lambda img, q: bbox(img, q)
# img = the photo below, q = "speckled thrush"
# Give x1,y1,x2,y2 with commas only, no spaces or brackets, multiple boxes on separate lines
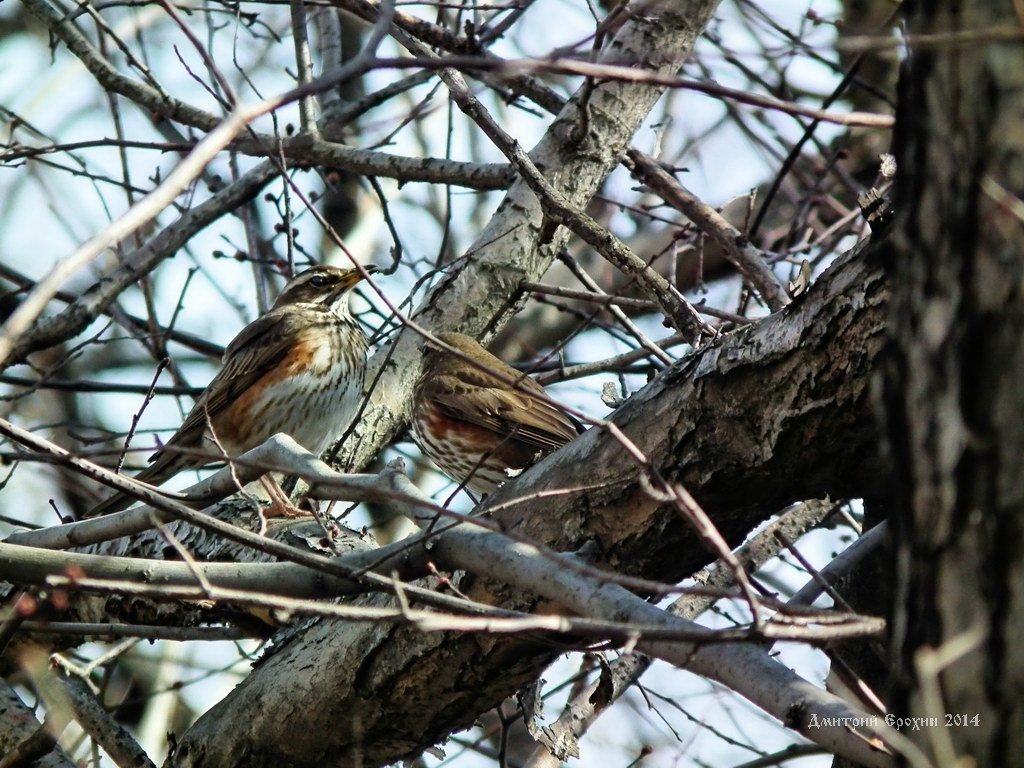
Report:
88,264,377,516
412,332,581,494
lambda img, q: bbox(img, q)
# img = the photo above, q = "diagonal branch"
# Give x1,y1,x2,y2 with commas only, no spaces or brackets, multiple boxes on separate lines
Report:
0,113,274,370
626,149,791,310
0,681,76,768
39,671,156,768
376,20,715,340
523,499,845,767
2,161,279,368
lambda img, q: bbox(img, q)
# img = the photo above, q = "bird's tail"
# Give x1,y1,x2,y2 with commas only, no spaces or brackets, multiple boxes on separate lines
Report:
83,450,188,518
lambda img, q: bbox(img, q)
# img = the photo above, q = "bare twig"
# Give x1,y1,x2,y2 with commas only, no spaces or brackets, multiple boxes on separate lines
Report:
788,521,889,608
404,491,891,765
18,622,256,641
523,499,843,768
22,0,512,190
1,161,279,369
0,105,265,369
431,63,716,340
626,150,790,311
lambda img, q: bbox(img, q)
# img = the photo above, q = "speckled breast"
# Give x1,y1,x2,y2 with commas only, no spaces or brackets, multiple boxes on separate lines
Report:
216,316,368,458
411,394,509,495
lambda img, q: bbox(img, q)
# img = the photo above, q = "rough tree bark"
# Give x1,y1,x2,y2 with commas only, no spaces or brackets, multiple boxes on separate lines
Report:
0,683,75,768
885,1,1024,763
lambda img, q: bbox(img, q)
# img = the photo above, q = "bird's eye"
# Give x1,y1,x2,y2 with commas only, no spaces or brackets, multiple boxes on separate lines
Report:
309,274,329,288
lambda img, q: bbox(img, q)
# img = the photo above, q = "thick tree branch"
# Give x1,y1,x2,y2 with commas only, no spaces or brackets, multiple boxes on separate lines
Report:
884,3,1024,761
424,514,888,765
2,4,900,767
2,434,877,648
0,541,369,598
373,22,715,340
41,672,156,768
524,499,845,767
3,231,887,766
625,149,791,310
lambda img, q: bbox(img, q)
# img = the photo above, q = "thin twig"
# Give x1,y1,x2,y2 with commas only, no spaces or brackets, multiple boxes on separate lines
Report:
625,150,790,311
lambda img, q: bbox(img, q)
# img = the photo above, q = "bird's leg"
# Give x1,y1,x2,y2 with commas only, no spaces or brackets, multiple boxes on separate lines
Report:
259,475,309,518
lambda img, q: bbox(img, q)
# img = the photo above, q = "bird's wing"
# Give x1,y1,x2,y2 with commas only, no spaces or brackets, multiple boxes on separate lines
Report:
432,374,579,453
88,308,315,517
153,307,309,455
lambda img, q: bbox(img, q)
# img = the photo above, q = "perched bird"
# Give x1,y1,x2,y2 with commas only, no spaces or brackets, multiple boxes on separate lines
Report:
88,264,377,516
412,332,582,495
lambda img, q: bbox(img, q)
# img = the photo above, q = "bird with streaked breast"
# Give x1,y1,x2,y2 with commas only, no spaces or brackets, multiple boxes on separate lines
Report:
87,264,378,517
412,332,583,495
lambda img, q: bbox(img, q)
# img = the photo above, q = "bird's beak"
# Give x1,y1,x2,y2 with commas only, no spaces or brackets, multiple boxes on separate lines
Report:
340,264,379,290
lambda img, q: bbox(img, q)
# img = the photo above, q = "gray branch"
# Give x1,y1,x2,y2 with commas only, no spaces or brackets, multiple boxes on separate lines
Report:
3,161,279,369
21,0,512,190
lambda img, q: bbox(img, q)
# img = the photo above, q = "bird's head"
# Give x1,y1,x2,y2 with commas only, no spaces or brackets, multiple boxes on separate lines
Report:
273,264,378,312
420,332,493,373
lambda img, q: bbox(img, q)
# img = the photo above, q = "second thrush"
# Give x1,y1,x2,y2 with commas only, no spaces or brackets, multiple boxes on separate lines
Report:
412,332,582,495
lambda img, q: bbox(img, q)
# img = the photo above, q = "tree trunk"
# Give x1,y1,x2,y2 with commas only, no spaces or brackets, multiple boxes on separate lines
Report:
885,2,1024,762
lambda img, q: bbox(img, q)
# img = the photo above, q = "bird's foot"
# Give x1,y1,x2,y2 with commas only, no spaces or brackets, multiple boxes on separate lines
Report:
259,476,310,519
